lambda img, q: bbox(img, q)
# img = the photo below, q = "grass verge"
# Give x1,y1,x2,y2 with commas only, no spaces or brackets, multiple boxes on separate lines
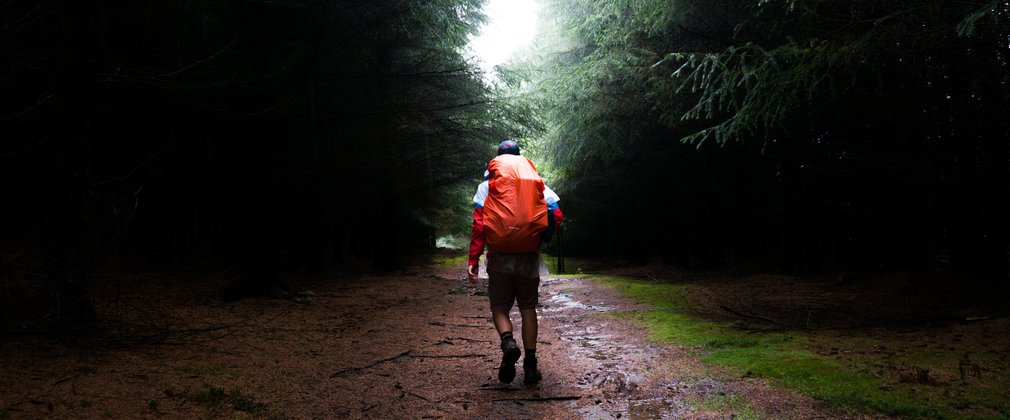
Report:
692,394,761,420
433,254,468,267
594,275,1010,419
541,255,604,275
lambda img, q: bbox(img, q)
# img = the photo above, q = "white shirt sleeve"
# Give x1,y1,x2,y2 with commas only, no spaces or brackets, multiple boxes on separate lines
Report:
473,181,489,207
543,184,560,206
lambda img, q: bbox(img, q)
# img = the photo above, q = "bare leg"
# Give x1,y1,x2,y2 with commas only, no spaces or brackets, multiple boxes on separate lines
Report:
518,306,543,384
493,307,521,383
492,309,513,335
519,308,538,350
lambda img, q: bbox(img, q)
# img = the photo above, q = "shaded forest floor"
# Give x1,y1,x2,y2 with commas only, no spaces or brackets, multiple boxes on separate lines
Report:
1,254,1008,418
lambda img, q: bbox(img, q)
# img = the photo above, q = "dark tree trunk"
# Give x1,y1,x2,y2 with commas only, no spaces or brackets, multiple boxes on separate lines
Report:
945,46,1009,286
43,0,98,331
975,66,1009,287
219,118,289,302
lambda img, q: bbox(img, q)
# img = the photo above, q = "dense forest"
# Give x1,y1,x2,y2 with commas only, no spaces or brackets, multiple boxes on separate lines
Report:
1,0,517,331
2,0,1008,334
518,0,1010,278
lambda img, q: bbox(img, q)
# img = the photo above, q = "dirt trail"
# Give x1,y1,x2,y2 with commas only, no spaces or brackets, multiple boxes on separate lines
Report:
0,263,831,419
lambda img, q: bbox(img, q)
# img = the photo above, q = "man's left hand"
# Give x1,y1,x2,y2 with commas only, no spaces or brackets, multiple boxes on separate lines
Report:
467,263,479,284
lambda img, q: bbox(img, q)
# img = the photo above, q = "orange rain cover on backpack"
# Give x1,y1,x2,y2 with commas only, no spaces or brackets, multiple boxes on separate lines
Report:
483,154,548,253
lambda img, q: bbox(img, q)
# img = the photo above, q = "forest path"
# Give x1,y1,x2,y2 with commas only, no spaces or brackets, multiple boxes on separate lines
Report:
0,262,829,419
327,266,696,419
347,262,829,419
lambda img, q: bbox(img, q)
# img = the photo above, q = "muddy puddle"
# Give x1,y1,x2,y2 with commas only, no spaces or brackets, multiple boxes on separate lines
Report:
539,276,712,419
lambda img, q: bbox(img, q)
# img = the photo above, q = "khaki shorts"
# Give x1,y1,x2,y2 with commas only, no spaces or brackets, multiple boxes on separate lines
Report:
487,251,541,312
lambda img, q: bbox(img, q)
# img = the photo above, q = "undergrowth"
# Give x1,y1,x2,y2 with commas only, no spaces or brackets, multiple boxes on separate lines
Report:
541,255,605,275
433,254,468,267
164,385,266,413
594,275,1010,419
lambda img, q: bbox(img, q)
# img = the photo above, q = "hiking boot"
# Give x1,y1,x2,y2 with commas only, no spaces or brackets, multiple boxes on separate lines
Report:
498,338,521,383
523,359,542,385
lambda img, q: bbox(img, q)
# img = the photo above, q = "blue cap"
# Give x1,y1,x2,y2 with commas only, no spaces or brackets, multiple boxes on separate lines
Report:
497,140,520,155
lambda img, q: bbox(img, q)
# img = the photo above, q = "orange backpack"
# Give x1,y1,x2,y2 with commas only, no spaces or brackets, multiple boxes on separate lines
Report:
483,155,548,253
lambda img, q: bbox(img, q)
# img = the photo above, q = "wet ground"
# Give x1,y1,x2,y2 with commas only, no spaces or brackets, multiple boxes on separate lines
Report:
527,274,823,420
0,262,831,419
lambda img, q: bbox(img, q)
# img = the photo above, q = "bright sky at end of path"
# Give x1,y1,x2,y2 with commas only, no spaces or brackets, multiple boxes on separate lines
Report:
468,0,540,78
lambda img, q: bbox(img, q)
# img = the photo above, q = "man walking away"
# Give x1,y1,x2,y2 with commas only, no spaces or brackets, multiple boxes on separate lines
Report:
467,140,563,385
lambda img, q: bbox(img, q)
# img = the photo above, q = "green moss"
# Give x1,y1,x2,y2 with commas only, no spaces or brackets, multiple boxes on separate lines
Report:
549,273,591,279
592,275,1009,419
704,347,937,417
433,254,468,267
693,394,761,420
593,275,692,308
